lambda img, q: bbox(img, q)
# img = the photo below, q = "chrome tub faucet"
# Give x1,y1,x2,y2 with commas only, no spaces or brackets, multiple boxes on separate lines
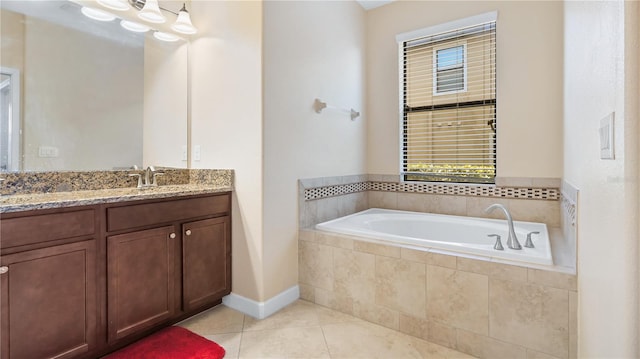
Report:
485,204,522,250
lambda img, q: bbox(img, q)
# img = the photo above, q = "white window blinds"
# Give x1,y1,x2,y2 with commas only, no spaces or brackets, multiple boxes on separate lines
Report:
400,18,497,184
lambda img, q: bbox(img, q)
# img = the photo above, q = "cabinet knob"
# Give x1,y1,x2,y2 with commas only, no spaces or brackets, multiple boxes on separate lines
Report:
0,266,8,274
169,233,176,239
185,230,192,236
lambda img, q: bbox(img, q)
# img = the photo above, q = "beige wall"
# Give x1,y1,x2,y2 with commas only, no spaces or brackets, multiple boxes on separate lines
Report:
143,38,188,168
22,16,143,171
564,1,639,357
262,1,366,299
1,10,24,72
190,0,264,300
366,1,563,179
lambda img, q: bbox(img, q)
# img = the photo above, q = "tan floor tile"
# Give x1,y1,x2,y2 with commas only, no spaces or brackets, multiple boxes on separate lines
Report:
178,300,475,358
314,303,363,326
322,321,410,358
322,321,475,359
243,300,320,332
239,327,330,358
178,305,245,335
204,333,242,359
413,339,478,359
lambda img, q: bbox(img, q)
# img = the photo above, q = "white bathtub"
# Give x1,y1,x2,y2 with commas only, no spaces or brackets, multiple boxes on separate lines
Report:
316,208,553,266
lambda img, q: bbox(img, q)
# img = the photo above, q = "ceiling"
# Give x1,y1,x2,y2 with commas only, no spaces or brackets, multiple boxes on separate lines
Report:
356,0,395,11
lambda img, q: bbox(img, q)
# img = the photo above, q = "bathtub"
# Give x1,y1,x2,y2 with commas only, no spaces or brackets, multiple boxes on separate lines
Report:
315,208,553,266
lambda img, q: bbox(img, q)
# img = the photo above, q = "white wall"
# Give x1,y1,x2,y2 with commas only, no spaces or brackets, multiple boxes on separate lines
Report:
366,1,564,179
564,1,639,357
190,0,264,300
262,1,366,299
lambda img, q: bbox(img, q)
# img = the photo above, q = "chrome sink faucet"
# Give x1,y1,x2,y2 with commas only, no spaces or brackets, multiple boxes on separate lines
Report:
485,204,522,250
144,166,155,187
129,166,164,188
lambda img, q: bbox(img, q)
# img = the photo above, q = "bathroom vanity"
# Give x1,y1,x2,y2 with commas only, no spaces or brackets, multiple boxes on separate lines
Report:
0,183,232,358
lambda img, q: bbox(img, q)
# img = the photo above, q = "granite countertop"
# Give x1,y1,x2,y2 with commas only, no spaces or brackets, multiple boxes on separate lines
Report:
0,184,232,213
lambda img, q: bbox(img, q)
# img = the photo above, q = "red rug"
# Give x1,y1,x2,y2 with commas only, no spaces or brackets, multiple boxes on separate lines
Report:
106,326,226,359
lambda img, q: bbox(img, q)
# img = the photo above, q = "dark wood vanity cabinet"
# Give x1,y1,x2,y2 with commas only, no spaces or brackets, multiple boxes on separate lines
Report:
0,192,232,358
0,208,99,359
182,217,231,312
107,226,177,343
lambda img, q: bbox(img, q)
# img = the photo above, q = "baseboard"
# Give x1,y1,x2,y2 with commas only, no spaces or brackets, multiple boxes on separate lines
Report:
222,285,299,319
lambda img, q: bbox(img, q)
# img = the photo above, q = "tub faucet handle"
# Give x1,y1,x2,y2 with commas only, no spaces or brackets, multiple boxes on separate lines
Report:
525,231,540,248
488,234,504,251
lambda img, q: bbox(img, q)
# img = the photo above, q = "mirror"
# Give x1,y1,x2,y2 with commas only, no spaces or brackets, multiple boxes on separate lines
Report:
0,0,188,172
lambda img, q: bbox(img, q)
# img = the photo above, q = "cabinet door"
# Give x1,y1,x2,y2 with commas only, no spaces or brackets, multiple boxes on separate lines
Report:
107,226,176,343
182,216,231,312
0,240,97,359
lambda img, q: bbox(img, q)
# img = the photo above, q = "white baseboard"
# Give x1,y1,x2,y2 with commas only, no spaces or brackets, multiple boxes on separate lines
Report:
222,285,299,319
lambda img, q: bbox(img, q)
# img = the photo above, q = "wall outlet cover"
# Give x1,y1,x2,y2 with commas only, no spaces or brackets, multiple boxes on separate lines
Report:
38,146,59,158
599,112,614,160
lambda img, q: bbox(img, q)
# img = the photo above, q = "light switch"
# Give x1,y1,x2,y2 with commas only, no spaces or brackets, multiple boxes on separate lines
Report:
181,145,187,161
193,145,201,161
599,112,615,160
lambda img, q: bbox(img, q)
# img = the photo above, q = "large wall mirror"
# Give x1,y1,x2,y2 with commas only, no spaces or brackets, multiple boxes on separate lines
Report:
0,0,188,172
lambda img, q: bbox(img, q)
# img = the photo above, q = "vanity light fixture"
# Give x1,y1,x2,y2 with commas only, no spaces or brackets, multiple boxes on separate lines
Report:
153,31,179,42
120,20,150,33
171,4,197,35
97,0,130,11
127,0,197,35
81,7,116,22
138,0,165,23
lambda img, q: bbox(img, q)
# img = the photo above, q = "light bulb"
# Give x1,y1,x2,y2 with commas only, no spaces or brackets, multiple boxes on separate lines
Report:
120,20,150,33
138,0,165,24
97,0,130,11
153,31,180,42
171,4,197,35
81,7,116,22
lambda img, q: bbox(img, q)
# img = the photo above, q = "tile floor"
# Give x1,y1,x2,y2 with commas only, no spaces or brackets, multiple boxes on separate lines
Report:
178,299,477,358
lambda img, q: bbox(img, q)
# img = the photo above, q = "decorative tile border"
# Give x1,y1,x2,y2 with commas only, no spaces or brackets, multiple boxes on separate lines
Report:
304,182,368,200
305,181,560,201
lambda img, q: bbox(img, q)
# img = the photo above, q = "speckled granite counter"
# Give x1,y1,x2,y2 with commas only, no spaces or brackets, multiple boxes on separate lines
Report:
0,184,232,213
0,169,233,213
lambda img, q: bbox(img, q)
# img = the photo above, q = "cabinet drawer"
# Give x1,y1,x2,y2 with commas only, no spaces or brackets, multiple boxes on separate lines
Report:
106,194,230,232
0,209,96,249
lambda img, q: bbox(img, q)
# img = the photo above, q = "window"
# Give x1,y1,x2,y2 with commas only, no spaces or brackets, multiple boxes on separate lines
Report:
398,13,497,184
434,44,466,94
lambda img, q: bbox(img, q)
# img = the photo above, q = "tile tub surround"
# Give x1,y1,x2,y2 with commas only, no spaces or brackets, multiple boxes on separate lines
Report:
299,228,578,359
298,175,579,271
0,168,233,195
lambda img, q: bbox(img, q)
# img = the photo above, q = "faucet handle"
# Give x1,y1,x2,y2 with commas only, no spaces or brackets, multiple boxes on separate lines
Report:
128,173,143,188
525,231,540,248
152,172,165,186
488,234,504,251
